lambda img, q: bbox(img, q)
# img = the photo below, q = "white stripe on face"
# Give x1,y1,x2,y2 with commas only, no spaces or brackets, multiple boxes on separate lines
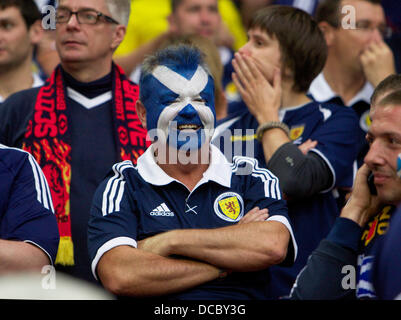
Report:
151,65,215,141
152,65,209,97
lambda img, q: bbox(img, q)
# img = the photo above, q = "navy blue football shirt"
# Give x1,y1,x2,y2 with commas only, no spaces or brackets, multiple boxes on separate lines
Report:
88,144,297,299
0,144,59,264
213,100,360,298
373,205,401,300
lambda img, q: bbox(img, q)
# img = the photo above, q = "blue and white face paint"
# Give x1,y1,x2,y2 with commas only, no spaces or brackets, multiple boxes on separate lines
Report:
141,63,216,151
397,153,401,179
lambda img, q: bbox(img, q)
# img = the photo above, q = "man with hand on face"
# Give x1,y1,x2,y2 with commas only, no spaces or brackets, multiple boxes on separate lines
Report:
87,44,297,299
290,75,401,300
213,6,360,299
309,0,396,168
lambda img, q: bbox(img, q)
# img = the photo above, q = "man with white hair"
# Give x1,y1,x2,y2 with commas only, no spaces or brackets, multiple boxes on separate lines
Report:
0,0,148,284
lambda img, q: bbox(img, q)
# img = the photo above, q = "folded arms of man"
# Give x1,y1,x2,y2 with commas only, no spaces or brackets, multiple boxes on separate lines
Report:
96,209,290,297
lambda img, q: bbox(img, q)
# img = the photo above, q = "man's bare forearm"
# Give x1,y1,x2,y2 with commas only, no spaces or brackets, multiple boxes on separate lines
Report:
97,245,221,297
0,240,50,274
156,221,290,272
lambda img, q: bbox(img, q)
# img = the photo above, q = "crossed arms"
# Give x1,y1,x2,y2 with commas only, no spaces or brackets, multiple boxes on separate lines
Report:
97,207,290,297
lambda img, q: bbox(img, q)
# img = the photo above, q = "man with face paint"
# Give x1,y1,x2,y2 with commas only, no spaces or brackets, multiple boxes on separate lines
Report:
87,44,297,299
138,51,216,153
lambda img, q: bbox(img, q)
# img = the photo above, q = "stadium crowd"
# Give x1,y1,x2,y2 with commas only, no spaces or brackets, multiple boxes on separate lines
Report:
0,0,400,301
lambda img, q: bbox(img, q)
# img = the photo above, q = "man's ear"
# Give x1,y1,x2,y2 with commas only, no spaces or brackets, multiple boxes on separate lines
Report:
29,20,43,46
135,100,147,129
111,25,127,51
167,13,178,34
318,21,335,47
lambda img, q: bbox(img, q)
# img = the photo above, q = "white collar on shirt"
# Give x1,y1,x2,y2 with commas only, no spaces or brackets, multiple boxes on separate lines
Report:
66,87,112,110
32,72,44,88
137,143,232,189
309,72,374,106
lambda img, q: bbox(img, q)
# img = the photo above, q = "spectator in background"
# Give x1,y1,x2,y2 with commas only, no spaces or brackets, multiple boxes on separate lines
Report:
309,0,396,169
0,144,59,274
213,5,360,299
115,0,246,115
168,0,244,113
0,0,148,284
234,0,317,29
382,0,401,73
0,0,44,103
290,75,401,300
34,0,60,78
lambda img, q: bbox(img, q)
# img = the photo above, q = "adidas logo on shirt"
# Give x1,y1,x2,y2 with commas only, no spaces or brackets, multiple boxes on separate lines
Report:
150,203,175,217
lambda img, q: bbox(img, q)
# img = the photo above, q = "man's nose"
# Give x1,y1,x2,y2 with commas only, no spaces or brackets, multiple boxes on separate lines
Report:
238,42,251,56
364,140,386,168
178,104,198,119
199,9,212,23
66,12,80,29
369,27,384,43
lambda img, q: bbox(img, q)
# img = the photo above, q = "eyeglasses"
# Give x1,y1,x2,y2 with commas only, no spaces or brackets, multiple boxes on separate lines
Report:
329,19,393,39
354,20,393,39
56,8,119,25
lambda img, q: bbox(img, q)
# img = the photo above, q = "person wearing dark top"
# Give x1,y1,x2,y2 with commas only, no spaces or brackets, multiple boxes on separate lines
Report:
0,0,44,103
309,0,396,169
289,76,401,300
88,44,297,299
373,205,401,300
0,0,148,284
213,6,359,298
0,144,59,274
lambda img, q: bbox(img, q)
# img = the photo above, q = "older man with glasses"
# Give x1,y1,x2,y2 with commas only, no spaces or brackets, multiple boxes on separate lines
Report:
307,0,397,209
0,0,149,286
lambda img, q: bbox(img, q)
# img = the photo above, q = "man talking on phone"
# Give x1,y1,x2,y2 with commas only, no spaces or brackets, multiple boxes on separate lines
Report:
289,74,401,300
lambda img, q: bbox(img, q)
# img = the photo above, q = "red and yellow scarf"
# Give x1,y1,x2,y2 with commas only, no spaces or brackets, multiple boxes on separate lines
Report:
23,64,149,266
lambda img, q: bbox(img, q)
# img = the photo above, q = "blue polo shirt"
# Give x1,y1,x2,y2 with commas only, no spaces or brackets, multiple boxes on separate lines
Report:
213,100,360,298
0,144,59,264
88,144,297,299
309,73,373,168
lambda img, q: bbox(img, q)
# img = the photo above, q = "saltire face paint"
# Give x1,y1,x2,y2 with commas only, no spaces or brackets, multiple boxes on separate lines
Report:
397,153,401,179
139,48,216,151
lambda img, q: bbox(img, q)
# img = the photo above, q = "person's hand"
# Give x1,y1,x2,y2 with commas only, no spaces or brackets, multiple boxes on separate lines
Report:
341,164,381,227
238,206,269,225
232,53,282,124
298,139,318,155
360,40,396,87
